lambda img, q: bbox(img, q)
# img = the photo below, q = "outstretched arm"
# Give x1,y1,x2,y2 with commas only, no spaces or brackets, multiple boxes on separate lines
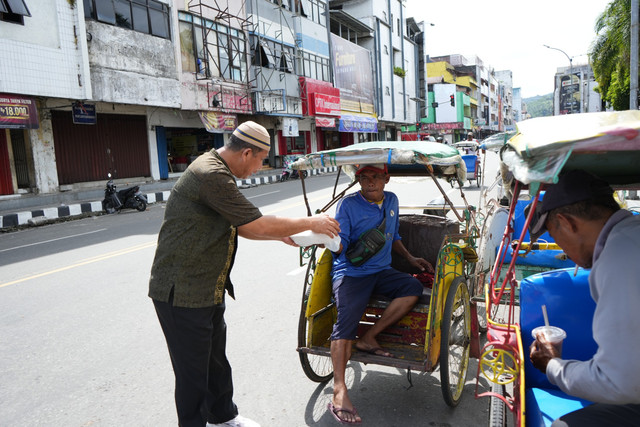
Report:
237,213,340,241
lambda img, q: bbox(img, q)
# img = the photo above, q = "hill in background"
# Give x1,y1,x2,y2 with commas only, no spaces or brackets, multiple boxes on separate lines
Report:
524,93,553,118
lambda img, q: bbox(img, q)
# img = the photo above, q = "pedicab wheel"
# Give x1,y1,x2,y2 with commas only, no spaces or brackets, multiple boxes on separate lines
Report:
297,249,334,383
476,164,482,187
439,276,471,407
488,382,507,427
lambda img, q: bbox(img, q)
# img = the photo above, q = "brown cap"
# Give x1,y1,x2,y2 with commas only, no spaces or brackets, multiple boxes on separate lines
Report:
233,121,270,150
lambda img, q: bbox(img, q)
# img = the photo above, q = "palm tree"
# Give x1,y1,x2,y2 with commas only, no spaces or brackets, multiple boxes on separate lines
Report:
589,0,633,110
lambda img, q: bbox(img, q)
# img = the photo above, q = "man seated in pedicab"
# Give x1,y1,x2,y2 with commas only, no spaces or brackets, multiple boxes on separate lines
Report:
528,170,640,427
327,164,434,424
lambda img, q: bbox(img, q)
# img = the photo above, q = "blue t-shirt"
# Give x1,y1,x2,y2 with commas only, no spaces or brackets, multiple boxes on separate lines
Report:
332,190,402,281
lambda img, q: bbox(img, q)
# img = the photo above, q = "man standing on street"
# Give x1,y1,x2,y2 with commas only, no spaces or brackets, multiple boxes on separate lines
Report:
529,170,640,426
149,121,340,427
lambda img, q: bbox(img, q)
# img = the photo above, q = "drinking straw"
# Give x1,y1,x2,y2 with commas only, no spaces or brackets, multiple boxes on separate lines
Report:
542,304,550,327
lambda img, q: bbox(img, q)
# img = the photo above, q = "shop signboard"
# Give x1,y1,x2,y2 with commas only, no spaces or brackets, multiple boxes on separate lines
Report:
199,111,237,133
311,93,341,116
72,102,96,125
315,117,336,128
425,122,463,130
0,94,39,129
330,34,375,114
339,114,377,133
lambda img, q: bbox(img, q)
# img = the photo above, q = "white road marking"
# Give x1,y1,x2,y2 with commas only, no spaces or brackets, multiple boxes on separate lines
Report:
0,229,107,253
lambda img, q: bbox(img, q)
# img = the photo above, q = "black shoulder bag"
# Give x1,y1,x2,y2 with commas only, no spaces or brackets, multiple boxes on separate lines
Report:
345,212,387,266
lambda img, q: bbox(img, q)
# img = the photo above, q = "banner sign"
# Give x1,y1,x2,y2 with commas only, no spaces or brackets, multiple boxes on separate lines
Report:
281,117,299,137
0,94,39,129
330,34,375,114
72,102,96,125
206,84,252,113
425,122,463,130
339,115,377,133
310,93,341,116
199,112,237,133
315,117,336,128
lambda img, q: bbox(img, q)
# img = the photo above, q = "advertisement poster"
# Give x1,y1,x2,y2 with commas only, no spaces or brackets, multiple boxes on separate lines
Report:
0,94,39,129
560,74,580,115
330,34,375,114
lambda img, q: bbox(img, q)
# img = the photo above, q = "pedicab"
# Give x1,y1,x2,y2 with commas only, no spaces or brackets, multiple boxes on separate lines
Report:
289,140,482,407
473,111,640,426
454,141,482,187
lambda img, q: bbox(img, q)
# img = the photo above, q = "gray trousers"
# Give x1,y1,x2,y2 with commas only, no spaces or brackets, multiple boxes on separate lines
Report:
552,403,640,427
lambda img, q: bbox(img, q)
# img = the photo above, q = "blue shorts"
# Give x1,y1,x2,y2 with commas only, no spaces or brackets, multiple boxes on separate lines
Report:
330,268,423,341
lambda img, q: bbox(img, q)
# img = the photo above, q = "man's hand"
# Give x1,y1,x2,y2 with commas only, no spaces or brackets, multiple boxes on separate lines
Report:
281,237,297,247
408,256,434,273
530,332,561,373
309,214,340,238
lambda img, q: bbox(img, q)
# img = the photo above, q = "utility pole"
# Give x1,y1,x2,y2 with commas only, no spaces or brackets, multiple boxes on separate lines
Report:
630,1,639,199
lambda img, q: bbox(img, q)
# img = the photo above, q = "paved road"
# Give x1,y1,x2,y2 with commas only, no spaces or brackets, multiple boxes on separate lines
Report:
0,154,503,426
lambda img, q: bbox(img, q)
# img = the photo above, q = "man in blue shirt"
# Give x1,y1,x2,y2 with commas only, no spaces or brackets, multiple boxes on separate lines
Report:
328,164,432,424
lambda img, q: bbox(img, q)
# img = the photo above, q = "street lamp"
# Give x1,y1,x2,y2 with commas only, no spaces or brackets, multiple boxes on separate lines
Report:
544,44,576,114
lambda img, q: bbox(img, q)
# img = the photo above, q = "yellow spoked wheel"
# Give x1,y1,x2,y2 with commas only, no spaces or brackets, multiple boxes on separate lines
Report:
480,346,518,386
439,276,471,407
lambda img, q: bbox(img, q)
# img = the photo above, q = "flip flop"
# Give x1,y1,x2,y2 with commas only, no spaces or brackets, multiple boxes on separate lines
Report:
355,344,394,357
327,402,362,425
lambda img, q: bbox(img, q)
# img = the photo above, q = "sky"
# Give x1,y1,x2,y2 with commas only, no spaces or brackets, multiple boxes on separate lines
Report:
405,0,613,98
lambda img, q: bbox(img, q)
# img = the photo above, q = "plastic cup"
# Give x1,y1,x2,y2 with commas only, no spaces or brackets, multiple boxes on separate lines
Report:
532,326,567,356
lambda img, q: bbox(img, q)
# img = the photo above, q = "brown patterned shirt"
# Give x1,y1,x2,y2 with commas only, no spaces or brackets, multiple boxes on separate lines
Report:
148,150,262,307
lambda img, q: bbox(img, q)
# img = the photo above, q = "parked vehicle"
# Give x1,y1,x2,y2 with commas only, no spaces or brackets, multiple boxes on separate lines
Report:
102,173,147,213
291,140,481,407
280,155,307,182
474,111,640,426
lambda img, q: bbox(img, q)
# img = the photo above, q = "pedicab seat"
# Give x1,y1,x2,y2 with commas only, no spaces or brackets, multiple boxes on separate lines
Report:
520,268,597,426
360,214,460,346
461,154,477,174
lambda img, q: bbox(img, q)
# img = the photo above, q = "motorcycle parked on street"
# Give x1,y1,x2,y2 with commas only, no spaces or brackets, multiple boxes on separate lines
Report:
102,173,147,214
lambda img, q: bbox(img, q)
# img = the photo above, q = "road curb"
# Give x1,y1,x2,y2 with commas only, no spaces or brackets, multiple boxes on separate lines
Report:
0,167,337,230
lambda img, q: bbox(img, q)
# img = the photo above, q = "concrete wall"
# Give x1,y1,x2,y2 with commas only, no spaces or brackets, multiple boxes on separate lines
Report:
85,21,180,107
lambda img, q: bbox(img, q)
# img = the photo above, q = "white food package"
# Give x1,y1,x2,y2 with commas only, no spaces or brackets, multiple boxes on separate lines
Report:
290,230,341,252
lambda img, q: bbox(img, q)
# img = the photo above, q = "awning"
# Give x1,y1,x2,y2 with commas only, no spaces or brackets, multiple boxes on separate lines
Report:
199,111,237,133
339,114,377,133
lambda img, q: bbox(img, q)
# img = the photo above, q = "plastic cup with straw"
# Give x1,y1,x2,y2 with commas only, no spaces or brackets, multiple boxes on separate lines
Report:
532,304,567,356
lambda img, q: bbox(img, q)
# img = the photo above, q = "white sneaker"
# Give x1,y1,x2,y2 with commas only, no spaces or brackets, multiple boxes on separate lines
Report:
207,415,261,427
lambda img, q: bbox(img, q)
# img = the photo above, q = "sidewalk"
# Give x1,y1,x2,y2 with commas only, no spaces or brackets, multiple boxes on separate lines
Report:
0,166,337,230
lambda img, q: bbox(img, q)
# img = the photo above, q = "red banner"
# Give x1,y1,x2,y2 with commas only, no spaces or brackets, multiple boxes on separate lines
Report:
0,94,39,129
311,93,341,116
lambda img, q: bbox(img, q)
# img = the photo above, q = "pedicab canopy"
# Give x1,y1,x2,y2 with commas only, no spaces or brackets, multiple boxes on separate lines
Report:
290,140,466,182
502,110,640,186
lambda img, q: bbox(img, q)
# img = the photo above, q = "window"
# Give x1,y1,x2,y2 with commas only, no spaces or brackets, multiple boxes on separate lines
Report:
179,12,247,82
299,51,330,82
251,36,296,75
0,0,30,24
295,0,326,27
85,0,170,39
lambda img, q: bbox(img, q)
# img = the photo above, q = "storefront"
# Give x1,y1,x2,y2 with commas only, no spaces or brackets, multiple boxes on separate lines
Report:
0,93,38,195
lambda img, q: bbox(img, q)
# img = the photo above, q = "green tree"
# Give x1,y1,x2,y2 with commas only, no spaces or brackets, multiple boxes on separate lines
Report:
589,0,633,110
